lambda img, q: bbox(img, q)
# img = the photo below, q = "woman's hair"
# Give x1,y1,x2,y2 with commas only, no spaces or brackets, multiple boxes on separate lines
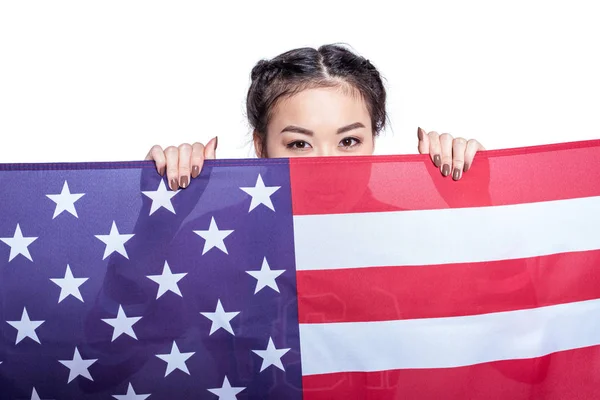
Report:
246,44,387,157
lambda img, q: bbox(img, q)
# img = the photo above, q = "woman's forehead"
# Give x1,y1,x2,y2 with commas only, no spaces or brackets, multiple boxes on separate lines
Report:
269,87,371,130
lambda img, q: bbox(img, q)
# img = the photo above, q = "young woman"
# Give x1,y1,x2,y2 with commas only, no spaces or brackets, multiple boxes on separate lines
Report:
146,44,484,190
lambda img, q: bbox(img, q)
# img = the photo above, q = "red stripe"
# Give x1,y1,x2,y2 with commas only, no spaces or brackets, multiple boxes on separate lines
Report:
302,345,600,399
290,139,600,215
297,250,600,323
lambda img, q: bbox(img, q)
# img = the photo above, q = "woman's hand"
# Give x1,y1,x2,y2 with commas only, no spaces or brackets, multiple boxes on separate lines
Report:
417,127,484,181
145,136,218,191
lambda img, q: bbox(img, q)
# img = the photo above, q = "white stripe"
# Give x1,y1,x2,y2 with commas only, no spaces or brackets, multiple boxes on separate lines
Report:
299,298,600,375
293,195,600,271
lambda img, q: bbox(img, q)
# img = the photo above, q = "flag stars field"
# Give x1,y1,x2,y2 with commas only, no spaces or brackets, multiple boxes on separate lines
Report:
1,157,319,398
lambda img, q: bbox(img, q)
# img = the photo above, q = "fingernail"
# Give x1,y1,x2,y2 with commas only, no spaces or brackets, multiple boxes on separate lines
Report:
463,163,470,172
159,167,165,176
170,178,178,191
214,136,218,150
191,166,200,178
180,176,189,189
452,168,461,181
433,155,442,167
442,164,450,176
417,127,424,141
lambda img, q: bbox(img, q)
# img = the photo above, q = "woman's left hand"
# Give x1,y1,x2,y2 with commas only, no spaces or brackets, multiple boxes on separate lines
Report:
417,127,485,181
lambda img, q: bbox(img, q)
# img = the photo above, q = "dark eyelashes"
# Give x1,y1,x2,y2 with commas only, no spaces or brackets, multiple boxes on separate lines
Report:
340,137,362,147
285,137,363,150
286,140,309,149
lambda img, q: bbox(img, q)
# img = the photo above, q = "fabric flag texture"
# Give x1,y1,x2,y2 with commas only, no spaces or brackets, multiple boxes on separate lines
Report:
0,139,599,399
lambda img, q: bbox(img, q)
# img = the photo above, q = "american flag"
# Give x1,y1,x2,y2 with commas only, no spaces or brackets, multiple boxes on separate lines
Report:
0,139,599,399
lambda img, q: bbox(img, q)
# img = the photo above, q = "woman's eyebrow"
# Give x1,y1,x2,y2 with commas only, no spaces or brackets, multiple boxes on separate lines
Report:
280,126,313,136
280,122,365,135
337,122,365,134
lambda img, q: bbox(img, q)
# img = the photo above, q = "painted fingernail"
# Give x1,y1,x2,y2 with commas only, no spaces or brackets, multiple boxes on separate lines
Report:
159,166,165,176
433,155,442,167
452,168,461,181
170,178,178,191
442,164,450,176
417,127,424,141
463,163,470,172
180,176,189,189
214,136,218,150
192,165,200,178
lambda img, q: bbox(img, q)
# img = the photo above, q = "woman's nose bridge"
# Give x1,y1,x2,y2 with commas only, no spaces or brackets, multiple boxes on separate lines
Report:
315,144,335,157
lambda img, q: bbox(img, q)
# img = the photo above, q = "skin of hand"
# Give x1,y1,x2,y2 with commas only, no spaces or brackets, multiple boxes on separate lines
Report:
417,127,485,181
145,136,218,191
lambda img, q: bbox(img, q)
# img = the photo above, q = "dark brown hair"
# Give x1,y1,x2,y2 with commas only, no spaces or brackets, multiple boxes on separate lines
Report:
246,44,387,157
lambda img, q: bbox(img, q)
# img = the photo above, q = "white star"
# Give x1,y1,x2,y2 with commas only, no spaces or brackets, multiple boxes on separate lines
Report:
240,174,280,212
200,299,240,336
207,376,245,400
156,341,195,377
94,221,135,260
252,337,291,372
50,264,89,303
246,258,285,294
58,347,97,383
6,307,44,344
46,181,85,219
112,383,150,400
146,261,187,299
193,217,233,255
141,180,179,215
29,387,53,400
101,305,142,342
0,224,38,262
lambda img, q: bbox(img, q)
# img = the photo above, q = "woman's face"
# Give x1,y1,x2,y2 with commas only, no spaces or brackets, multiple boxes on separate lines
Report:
258,86,375,158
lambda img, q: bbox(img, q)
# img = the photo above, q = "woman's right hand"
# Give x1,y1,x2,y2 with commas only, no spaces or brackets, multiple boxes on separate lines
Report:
145,136,218,191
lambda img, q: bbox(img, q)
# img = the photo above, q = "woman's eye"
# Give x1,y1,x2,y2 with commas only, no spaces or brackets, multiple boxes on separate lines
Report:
339,137,361,148
287,140,310,149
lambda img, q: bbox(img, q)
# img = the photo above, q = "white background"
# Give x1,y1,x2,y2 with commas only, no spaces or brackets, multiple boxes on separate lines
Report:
1,0,598,163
